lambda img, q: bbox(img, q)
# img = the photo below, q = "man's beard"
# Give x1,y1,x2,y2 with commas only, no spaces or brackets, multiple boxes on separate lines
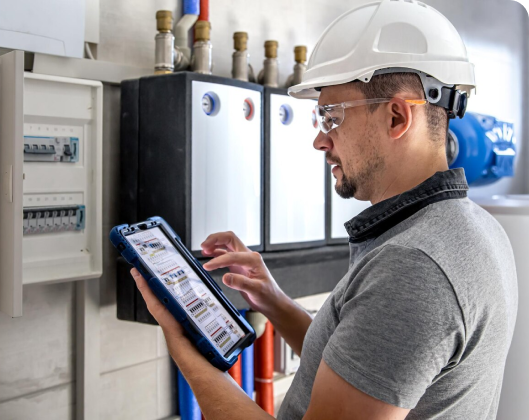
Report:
335,171,357,199
328,151,385,200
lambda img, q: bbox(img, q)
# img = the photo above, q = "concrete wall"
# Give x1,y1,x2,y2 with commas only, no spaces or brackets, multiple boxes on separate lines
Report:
0,1,526,419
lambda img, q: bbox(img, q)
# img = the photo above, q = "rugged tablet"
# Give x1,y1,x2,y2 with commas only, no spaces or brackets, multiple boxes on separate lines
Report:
110,216,256,371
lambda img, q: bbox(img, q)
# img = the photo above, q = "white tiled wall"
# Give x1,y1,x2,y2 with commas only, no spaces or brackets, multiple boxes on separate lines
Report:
0,1,526,419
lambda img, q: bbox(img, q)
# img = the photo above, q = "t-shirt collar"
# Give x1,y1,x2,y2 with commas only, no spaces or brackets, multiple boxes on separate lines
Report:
345,168,469,243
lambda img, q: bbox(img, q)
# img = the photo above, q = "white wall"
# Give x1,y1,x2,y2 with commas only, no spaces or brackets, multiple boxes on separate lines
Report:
0,1,526,419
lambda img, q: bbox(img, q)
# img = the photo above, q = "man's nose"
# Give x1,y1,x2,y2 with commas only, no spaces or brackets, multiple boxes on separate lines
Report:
313,130,333,151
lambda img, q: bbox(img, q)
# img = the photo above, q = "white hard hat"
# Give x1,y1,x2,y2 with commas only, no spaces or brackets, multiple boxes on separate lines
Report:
289,0,476,118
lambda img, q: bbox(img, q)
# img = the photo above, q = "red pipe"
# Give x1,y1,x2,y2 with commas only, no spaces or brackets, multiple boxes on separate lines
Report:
228,356,243,386
198,0,209,21
254,321,274,415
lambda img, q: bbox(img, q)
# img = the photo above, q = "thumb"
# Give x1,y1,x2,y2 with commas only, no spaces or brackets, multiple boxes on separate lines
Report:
223,273,261,295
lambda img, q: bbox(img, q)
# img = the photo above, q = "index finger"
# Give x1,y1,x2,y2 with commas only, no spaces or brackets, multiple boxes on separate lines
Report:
202,251,261,271
200,231,250,254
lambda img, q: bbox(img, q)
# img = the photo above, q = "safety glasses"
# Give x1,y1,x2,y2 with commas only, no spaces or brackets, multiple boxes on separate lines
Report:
314,98,427,134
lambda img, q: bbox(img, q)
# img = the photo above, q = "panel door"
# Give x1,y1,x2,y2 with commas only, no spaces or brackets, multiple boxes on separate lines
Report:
0,51,24,317
268,94,324,248
191,81,262,251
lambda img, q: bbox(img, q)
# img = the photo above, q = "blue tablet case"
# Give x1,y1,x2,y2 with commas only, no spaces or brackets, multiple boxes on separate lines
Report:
110,216,256,371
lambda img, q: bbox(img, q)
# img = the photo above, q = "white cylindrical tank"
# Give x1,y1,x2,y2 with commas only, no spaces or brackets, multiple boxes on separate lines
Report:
475,195,527,420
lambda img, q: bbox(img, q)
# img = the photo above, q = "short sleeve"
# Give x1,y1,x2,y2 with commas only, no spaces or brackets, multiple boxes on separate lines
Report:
322,244,465,409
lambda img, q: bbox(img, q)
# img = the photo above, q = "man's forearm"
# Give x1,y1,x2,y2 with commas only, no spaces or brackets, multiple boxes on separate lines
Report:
266,292,313,356
169,331,274,420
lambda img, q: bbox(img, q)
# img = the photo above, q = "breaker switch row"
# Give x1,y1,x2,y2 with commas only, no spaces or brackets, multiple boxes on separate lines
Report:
23,205,86,235
23,136,79,162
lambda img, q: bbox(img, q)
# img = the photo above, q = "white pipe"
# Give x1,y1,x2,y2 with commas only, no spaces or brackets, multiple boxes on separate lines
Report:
173,14,199,70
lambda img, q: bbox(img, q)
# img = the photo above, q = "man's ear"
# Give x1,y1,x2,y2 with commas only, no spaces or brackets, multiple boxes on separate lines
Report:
386,98,413,140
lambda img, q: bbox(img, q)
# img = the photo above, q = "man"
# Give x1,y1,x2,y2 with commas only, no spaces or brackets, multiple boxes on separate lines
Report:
131,1,518,419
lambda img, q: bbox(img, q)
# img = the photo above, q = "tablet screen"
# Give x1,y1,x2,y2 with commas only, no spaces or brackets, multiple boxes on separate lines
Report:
125,227,246,356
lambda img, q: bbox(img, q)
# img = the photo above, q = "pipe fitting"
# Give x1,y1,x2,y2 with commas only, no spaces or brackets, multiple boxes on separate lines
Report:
258,41,279,87
234,32,248,52
232,32,251,81
191,21,212,74
294,45,307,63
285,45,308,87
264,40,278,59
156,10,173,32
155,10,175,74
194,20,211,41
173,13,199,71
245,311,268,339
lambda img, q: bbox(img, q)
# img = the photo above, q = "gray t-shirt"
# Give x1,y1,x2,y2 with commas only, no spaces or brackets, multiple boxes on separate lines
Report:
278,170,518,419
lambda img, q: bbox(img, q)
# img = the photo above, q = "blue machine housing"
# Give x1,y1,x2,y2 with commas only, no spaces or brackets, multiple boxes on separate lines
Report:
448,112,516,186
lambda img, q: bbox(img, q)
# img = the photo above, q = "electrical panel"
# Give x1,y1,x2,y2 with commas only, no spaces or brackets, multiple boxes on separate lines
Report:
0,51,103,317
120,72,263,255
326,167,371,244
265,88,325,251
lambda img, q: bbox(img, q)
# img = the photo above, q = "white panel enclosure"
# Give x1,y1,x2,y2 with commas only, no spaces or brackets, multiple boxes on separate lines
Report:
191,81,262,251
22,73,103,285
0,66,103,317
0,0,85,58
330,174,371,240
0,51,24,317
269,94,324,246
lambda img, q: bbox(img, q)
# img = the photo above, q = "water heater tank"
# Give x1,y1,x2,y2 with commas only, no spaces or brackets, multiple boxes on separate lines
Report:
448,113,515,186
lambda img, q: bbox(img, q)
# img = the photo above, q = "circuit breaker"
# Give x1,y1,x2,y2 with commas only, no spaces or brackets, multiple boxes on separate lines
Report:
23,136,79,162
120,72,263,254
264,88,325,251
0,51,103,317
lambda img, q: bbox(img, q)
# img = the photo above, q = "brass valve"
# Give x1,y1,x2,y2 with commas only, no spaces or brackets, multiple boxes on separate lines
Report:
156,10,173,32
264,40,278,59
234,32,248,52
195,20,211,42
294,45,307,63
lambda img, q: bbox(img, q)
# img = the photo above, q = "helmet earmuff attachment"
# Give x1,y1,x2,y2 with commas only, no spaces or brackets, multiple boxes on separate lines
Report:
434,87,468,119
373,68,469,119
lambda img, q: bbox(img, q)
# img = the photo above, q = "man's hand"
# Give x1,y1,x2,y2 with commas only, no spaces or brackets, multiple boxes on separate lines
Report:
201,231,287,316
131,268,275,420
130,268,198,357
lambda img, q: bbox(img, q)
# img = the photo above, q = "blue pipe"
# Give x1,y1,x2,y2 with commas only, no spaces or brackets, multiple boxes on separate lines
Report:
178,370,201,420
241,343,255,398
240,309,255,398
183,0,200,16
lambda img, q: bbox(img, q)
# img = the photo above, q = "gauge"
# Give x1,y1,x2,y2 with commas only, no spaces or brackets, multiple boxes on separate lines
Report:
279,104,293,125
202,92,220,116
243,98,254,121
